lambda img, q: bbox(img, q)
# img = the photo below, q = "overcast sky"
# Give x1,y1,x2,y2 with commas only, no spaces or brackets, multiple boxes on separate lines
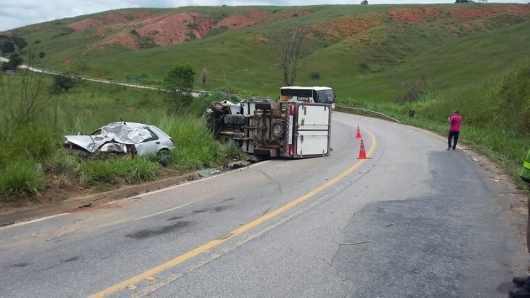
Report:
0,0,527,32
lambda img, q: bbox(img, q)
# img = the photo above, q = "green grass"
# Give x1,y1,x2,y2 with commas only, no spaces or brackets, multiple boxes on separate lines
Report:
345,59,530,189
0,157,46,201
79,157,161,186
2,4,530,200
16,4,528,100
0,75,244,200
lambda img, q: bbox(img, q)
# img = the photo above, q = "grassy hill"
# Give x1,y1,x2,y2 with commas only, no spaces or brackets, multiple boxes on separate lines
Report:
4,4,529,99
1,3,530,203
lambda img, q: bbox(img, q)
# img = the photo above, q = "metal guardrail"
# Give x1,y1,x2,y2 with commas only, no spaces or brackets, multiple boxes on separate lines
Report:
335,105,400,123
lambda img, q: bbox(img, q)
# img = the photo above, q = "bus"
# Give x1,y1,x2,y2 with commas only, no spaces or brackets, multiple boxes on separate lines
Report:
280,86,335,109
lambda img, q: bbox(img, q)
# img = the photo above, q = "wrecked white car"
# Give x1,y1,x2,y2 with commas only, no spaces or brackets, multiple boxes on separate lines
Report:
63,121,175,157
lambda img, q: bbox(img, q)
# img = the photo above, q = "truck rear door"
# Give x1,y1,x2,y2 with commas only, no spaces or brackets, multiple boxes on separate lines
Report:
294,104,331,157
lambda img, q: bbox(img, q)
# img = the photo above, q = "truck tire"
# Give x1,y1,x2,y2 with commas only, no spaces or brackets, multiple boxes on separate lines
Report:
211,101,226,116
271,121,286,140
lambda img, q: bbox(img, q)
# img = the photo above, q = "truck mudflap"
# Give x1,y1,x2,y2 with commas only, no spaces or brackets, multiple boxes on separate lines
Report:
254,148,279,157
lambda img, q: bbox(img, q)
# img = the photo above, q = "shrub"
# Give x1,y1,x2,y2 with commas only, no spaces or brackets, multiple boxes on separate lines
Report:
78,156,161,187
44,150,79,176
79,159,121,187
310,72,320,80
0,158,46,201
117,158,160,184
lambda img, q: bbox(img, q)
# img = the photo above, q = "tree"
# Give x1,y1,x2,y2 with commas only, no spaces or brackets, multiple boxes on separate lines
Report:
7,52,23,71
38,52,46,59
361,0,368,4
53,71,81,92
1,41,15,55
163,64,195,93
163,64,195,109
11,36,27,50
272,25,307,86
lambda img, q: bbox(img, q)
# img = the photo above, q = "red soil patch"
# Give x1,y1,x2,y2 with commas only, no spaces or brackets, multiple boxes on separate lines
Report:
63,6,529,55
387,5,530,25
387,7,441,25
67,9,312,52
69,18,106,31
100,32,139,50
310,5,529,46
447,5,530,21
311,13,384,41
217,11,269,28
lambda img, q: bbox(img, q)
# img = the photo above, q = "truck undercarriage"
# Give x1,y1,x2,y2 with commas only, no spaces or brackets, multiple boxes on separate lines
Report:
205,100,332,159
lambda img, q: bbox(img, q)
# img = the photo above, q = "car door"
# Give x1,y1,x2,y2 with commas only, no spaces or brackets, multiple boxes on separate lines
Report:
135,128,160,156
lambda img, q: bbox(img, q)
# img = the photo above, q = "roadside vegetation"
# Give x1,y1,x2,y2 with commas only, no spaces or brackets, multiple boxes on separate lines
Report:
0,70,243,203
340,59,530,190
1,4,530,204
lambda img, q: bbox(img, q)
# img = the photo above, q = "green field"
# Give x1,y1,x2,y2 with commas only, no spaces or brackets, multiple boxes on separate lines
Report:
1,4,530,202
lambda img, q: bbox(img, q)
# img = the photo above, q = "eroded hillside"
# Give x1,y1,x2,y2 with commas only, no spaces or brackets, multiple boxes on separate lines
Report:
4,5,529,54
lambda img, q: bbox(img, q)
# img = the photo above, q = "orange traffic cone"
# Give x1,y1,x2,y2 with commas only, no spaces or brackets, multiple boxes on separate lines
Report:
358,139,367,159
356,126,362,138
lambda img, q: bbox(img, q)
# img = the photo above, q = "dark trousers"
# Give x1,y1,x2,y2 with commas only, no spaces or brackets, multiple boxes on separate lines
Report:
448,131,460,149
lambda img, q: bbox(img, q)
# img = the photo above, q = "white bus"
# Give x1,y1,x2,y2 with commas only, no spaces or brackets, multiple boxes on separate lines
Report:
280,86,335,109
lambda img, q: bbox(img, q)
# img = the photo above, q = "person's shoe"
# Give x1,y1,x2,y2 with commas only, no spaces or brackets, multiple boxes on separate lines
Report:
513,276,530,287
510,283,530,298
452,147,456,150
447,147,451,150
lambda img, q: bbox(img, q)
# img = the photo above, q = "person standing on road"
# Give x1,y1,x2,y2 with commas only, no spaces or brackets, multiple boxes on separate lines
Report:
509,148,530,298
447,110,462,150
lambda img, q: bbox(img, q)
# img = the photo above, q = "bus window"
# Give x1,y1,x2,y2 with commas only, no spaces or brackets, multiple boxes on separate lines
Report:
280,87,334,105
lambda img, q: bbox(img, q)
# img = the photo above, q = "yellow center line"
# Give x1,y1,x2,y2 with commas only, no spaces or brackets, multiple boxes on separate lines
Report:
89,126,376,298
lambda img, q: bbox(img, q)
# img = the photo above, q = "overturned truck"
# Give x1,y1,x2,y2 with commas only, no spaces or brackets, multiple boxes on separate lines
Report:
205,100,332,158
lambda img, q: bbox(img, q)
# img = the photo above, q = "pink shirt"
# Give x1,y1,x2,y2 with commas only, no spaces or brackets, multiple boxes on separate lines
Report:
449,115,462,131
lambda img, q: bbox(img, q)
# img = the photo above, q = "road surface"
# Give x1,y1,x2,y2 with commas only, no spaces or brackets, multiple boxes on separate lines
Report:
0,112,527,298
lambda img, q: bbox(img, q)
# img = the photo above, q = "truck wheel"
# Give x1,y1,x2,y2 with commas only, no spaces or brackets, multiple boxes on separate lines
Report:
211,101,226,116
271,121,286,140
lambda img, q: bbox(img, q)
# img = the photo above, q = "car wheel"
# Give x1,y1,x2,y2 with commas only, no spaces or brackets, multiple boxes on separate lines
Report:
157,149,172,167
157,148,170,157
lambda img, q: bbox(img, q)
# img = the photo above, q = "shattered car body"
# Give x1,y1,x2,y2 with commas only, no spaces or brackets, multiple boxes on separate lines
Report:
63,122,175,157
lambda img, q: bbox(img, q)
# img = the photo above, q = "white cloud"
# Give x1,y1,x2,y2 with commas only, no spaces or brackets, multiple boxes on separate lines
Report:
0,0,527,32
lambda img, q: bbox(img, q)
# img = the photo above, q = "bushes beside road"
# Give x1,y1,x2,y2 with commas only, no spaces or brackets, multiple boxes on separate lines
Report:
0,77,242,202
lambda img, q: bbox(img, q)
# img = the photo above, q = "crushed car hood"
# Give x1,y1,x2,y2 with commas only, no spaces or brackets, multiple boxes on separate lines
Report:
64,135,99,152
64,122,152,153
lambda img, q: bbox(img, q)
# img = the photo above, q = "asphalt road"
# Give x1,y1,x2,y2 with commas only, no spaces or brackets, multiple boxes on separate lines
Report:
0,112,527,298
